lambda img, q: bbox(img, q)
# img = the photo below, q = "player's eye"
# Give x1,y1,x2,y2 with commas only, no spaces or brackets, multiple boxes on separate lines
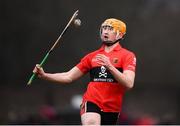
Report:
102,25,113,31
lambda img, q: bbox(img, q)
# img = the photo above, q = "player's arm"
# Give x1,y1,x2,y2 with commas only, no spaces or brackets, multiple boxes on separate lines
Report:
96,54,135,90
106,67,135,89
33,64,84,84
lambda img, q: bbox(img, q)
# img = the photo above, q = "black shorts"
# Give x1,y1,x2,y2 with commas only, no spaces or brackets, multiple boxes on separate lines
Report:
82,101,119,125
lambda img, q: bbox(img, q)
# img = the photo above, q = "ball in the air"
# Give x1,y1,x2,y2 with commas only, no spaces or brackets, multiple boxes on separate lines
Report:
74,19,81,27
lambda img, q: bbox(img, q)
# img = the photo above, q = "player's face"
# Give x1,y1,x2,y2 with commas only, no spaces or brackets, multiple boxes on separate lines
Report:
100,25,121,42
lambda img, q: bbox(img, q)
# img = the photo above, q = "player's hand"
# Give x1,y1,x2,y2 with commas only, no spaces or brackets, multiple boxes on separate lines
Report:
95,54,113,69
33,64,45,78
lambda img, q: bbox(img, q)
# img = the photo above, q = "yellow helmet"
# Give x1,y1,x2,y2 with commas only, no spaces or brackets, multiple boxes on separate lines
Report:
101,18,126,35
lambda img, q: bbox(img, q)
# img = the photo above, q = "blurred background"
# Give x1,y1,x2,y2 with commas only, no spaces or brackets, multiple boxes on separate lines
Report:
0,0,180,124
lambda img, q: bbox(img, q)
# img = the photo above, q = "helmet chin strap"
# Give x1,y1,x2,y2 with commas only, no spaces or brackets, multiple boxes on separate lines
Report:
102,39,119,46
103,38,123,46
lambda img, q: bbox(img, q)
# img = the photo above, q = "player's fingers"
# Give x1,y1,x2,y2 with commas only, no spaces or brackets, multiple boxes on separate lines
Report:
96,58,104,63
96,55,108,62
33,64,41,73
96,54,107,58
96,55,103,59
33,68,37,73
36,64,41,68
33,65,38,73
96,55,104,60
96,61,104,66
36,64,42,71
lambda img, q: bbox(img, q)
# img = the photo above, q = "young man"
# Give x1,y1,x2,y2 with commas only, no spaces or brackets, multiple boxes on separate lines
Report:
33,18,136,125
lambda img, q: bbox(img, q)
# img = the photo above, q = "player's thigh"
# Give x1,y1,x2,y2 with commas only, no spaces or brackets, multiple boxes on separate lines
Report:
101,112,119,125
81,112,101,125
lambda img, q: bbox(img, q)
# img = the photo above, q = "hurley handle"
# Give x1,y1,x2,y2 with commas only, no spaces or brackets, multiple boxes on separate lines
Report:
27,52,49,85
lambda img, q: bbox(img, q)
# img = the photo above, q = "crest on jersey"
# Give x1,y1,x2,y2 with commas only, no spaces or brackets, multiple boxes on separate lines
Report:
99,66,107,78
113,58,118,63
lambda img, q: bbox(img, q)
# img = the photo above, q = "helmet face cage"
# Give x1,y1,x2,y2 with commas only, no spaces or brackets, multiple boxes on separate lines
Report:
99,25,115,38
99,18,126,38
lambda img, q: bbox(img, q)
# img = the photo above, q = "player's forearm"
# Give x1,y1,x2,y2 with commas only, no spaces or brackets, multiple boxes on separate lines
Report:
108,65,134,89
42,72,72,84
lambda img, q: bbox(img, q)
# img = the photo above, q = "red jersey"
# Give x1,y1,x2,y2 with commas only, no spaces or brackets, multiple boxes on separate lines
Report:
76,43,136,113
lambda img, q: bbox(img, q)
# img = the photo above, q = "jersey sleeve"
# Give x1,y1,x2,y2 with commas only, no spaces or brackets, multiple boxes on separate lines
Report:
76,53,92,74
122,52,136,72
